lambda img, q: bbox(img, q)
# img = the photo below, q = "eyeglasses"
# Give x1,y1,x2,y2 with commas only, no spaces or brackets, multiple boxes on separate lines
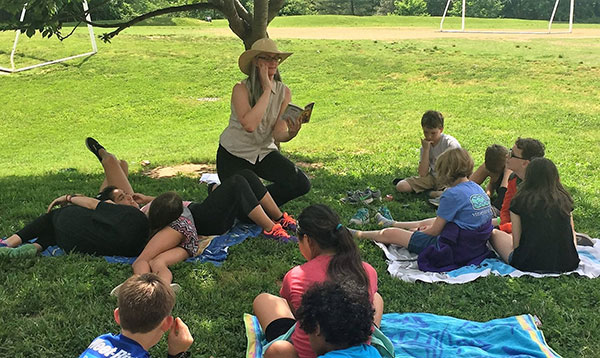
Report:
509,149,525,160
256,55,282,63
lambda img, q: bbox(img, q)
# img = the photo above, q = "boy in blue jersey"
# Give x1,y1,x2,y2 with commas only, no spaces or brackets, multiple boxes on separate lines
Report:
295,281,382,358
79,273,193,358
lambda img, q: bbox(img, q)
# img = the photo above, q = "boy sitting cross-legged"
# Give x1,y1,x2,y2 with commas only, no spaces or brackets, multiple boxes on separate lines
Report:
295,280,382,358
394,110,461,197
79,273,193,358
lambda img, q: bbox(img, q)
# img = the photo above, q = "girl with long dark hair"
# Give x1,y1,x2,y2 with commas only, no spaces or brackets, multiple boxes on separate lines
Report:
252,204,383,358
491,157,579,273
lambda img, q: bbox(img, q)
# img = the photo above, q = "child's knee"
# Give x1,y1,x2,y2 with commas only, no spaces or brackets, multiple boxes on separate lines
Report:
264,341,297,358
253,292,273,310
119,159,129,174
395,180,413,192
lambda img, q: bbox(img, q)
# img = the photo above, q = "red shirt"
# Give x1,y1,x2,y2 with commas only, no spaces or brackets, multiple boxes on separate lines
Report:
499,175,518,233
280,255,378,358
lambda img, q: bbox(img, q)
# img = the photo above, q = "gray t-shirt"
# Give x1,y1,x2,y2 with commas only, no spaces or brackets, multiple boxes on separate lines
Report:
420,133,461,176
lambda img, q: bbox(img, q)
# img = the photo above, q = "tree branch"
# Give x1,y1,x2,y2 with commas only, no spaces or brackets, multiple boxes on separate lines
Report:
221,0,249,44
267,0,285,23
252,0,268,42
78,2,222,41
234,0,252,24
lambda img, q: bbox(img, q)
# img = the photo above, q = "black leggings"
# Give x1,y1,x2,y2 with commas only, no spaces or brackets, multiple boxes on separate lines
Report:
216,145,311,207
190,169,269,235
16,210,58,249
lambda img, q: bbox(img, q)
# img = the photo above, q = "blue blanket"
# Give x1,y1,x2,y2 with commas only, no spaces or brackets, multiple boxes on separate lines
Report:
39,223,262,266
244,313,560,357
382,313,560,357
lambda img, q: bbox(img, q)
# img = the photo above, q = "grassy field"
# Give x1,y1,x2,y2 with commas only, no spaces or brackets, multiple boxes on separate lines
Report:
1,15,600,357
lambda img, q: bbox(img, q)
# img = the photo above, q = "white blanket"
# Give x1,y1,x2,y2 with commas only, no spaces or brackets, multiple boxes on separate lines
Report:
375,239,600,284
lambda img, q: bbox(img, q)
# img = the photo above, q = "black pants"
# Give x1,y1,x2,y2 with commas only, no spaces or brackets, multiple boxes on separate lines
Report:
216,145,311,207
190,169,269,235
17,210,57,249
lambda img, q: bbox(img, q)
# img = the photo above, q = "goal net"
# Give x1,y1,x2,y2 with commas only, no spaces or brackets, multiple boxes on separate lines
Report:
439,0,575,34
0,1,97,73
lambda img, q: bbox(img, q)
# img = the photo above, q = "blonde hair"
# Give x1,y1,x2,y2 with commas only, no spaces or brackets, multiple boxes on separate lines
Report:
435,148,474,187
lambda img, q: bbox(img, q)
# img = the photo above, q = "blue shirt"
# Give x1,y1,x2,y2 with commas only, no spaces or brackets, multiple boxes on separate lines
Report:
79,333,149,358
436,181,493,230
319,344,382,357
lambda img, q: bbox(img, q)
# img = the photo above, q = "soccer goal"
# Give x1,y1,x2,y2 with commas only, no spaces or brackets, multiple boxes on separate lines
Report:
439,0,575,34
0,1,97,73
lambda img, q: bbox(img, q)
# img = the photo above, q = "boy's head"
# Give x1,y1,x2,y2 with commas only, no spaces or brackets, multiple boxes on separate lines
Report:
484,144,509,175
421,110,445,145
507,137,545,178
296,280,374,355
435,147,474,187
115,273,175,334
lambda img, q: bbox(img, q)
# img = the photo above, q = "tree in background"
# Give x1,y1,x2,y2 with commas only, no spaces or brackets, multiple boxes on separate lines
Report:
314,0,379,15
0,0,287,48
394,0,429,15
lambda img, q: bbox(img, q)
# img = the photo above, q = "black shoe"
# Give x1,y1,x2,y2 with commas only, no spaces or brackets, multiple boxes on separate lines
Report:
86,137,105,163
392,178,403,186
576,233,594,247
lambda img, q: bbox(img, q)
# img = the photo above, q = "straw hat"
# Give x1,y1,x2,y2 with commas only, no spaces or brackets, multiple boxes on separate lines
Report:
238,38,292,75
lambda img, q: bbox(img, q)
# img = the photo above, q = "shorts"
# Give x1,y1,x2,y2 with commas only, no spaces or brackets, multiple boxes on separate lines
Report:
405,173,443,193
407,230,439,254
265,317,296,342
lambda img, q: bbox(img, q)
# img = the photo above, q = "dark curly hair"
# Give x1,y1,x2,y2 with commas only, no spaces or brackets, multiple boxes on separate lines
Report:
296,280,374,350
96,185,118,201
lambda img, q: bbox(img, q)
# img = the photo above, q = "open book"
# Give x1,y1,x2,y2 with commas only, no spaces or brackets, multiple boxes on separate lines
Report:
282,102,314,125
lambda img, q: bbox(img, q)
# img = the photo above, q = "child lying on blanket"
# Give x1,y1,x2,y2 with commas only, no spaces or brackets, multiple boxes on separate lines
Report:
252,204,384,358
490,157,580,273
295,281,382,358
353,148,494,272
85,138,298,286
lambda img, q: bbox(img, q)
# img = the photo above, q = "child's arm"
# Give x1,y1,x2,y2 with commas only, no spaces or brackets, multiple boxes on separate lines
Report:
509,211,521,249
132,227,185,276
420,216,447,237
417,139,432,177
571,214,577,247
47,194,100,212
470,163,489,186
167,317,194,358
133,193,155,205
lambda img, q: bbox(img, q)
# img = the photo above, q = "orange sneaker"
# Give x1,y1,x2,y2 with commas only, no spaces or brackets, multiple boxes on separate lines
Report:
277,212,297,231
263,223,297,243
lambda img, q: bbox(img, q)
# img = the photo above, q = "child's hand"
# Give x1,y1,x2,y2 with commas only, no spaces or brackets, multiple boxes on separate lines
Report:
421,138,432,151
167,317,194,356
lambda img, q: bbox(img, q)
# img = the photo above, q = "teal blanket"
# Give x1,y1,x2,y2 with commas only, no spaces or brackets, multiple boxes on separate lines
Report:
382,313,560,357
245,313,560,357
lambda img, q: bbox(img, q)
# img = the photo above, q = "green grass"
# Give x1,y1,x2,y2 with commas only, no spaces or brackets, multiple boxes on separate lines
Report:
1,15,600,357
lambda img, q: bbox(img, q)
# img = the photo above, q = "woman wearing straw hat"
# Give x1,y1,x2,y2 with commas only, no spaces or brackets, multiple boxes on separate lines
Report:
217,38,311,213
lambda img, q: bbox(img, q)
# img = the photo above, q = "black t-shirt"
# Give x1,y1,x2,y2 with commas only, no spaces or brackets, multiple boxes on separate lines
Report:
510,199,579,273
53,202,149,257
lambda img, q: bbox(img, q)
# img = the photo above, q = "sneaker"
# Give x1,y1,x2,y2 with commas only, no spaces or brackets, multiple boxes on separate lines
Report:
374,212,395,228
340,190,374,205
263,223,297,243
377,206,393,220
576,233,594,247
0,244,37,258
428,197,441,207
0,238,8,247
277,212,297,231
349,208,370,226
85,137,105,163
368,189,382,202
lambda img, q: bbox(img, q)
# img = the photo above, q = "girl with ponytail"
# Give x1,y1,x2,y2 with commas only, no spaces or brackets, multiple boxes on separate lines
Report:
253,204,383,358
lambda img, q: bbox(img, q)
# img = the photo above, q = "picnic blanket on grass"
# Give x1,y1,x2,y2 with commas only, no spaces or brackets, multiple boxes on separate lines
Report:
244,313,560,358
375,239,600,284
39,223,262,266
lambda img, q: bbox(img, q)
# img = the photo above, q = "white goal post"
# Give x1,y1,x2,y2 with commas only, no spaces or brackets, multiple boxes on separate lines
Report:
439,0,575,34
0,1,97,73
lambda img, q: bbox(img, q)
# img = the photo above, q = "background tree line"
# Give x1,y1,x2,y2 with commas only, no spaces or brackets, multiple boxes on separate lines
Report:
1,0,599,24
